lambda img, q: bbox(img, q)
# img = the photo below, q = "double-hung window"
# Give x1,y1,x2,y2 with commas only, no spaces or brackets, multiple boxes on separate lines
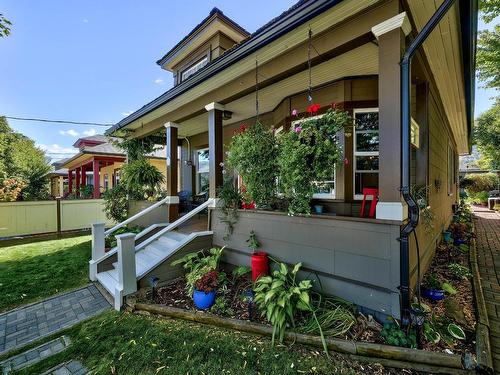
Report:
353,109,379,200
196,148,209,194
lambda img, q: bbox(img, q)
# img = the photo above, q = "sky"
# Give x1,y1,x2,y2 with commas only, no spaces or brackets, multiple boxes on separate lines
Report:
0,1,497,163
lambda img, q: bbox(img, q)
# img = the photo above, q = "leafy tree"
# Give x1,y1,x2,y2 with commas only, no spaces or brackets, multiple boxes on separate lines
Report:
479,0,500,23
0,13,11,37
474,99,500,170
476,25,500,89
0,117,51,200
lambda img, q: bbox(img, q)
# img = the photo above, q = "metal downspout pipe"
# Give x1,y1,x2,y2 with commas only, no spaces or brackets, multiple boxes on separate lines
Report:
399,0,456,325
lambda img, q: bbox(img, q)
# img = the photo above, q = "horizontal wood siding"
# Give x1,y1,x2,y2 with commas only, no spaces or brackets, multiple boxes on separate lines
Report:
211,209,401,318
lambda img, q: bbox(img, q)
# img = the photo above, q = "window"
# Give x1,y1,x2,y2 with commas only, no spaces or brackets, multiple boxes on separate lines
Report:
104,174,109,191
196,148,209,194
181,56,208,82
113,169,121,187
291,114,338,199
411,118,420,148
353,109,379,199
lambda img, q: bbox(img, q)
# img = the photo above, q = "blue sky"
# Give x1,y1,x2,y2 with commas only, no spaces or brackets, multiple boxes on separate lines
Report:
0,1,496,162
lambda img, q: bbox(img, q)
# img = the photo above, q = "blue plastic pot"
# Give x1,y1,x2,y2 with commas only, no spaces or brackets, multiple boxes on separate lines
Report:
313,205,324,214
193,289,216,310
454,238,466,246
421,287,445,301
443,231,452,242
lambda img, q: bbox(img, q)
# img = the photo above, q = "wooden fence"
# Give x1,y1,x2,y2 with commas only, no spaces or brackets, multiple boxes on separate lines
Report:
0,199,114,238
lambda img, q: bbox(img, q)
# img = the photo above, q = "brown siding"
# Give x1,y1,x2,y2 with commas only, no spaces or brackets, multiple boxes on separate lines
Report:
211,209,401,318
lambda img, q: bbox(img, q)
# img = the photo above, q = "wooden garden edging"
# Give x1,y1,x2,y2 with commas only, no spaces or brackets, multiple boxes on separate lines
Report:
469,222,494,374
130,301,474,375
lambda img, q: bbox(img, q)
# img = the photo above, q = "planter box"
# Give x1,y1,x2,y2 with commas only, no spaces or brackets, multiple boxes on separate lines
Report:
128,200,170,228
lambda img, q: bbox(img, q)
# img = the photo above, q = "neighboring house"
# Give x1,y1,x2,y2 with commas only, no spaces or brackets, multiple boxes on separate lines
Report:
47,168,68,198
94,1,477,318
55,135,167,198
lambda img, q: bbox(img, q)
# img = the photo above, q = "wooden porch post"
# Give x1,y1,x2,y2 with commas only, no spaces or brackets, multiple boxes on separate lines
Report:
92,159,100,199
58,176,64,197
205,102,224,199
75,168,81,196
68,169,73,194
165,122,179,221
372,13,411,221
81,165,86,188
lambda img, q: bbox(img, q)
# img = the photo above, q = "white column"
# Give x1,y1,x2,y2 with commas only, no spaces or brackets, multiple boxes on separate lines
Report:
89,222,105,281
114,233,137,310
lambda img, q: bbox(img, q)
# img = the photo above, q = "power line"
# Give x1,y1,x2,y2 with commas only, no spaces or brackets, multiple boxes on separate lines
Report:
2,116,113,127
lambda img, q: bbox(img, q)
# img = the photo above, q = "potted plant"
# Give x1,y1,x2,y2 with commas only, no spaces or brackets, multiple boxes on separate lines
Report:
421,273,445,301
247,230,269,282
442,230,452,242
193,270,218,310
313,204,325,214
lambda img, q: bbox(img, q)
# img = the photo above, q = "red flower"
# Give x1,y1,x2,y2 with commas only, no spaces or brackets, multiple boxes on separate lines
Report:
240,124,247,132
306,103,321,114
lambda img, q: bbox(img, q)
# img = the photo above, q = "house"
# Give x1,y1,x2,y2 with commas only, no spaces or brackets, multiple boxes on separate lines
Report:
92,0,477,319
55,135,167,199
47,168,68,198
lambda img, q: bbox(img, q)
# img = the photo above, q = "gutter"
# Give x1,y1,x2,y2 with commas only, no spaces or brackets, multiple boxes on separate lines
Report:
106,0,344,136
399,0,476,324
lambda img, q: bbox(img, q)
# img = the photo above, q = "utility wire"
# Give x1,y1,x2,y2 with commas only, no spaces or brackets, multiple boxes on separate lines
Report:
2,116,112,127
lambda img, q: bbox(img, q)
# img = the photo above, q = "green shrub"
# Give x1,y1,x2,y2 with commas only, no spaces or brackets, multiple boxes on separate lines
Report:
461,173,498,195
121,157,165,199
102,185,128,222
227,122,278,208
467,190,490,204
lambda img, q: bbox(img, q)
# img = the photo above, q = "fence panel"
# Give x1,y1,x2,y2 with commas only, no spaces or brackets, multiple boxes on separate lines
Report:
60,199,113,231
0,201,58,238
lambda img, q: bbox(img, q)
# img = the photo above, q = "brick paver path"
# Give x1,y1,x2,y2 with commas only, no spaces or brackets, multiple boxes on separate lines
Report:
474,206,500,372
41,360,88,375
0,285,110,355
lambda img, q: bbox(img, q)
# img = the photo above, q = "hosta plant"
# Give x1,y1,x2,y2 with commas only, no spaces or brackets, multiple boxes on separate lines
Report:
253,262,328,354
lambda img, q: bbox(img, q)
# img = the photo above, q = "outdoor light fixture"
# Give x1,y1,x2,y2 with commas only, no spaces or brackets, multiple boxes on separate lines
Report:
410,304,427,349
223,110,233,120
149,276,160,301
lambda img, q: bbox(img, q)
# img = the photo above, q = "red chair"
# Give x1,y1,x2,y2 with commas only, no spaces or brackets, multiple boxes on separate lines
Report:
359,188,378,218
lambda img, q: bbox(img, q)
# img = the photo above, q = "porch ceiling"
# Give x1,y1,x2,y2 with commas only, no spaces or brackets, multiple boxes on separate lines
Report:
177,43,378,137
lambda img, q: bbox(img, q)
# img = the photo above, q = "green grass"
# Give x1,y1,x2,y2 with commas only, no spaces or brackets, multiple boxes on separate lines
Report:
0,235,91,312
13,311,362,375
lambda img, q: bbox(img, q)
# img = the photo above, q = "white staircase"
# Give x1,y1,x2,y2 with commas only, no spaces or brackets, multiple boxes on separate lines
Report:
90,198,214,310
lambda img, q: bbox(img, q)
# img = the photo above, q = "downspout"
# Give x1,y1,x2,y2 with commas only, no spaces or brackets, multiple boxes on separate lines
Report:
400,0,456,325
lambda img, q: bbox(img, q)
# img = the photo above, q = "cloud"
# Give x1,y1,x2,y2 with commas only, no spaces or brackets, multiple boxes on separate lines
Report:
38,144,76,155
121,110,133,116
83,19,89,23
59,129,79,137
154,78,164,84
83,128,97,136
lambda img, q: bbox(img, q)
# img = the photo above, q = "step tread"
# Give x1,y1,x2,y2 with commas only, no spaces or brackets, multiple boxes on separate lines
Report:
96,271,118,295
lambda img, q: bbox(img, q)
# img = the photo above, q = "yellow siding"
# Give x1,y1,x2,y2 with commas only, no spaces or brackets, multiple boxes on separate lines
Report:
0,201,58,237
99,162,124,191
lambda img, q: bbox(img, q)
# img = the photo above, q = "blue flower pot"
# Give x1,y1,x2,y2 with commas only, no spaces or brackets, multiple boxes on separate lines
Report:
193,289,216,310
443,231,452,242
454,238,466,246
314,205,324,214
421,287,445,301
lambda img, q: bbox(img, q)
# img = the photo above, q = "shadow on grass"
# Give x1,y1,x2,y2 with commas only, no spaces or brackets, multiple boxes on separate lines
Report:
0,237,91,312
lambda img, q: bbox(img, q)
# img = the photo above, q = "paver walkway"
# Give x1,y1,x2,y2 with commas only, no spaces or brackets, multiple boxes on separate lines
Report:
41,360,88,375
0,285,110,355
474,206,500,373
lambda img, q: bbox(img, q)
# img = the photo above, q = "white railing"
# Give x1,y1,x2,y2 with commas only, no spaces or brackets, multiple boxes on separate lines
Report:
89,198,214,281
104,196,174,237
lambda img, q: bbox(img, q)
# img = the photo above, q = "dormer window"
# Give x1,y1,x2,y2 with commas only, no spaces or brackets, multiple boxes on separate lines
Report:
181,56,209,82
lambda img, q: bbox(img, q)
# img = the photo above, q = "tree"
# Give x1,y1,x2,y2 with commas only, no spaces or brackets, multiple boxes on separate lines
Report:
479,0,500,23
474,98,500,170
476,25,500,89
0,117,51,200
0,13,11,37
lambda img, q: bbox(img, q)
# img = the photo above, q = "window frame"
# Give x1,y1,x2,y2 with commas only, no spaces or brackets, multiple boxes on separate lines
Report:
353,108,379,200
195,147,210,194
180,56,209,83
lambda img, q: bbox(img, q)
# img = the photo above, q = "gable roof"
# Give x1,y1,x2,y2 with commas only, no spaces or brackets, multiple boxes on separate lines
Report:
156,7,250,68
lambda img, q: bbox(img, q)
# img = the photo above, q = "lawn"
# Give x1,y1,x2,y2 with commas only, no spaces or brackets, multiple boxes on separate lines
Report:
10,310,389,375
0,235,91,312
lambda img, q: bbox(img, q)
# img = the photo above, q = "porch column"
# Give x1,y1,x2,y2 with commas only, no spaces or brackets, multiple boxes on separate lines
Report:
68,169,73,194
372,13,411,221
205,102,224,199
92,159,100,199
165,122,179,221
75,168,81,196
58,176,64,197
80,165,86,188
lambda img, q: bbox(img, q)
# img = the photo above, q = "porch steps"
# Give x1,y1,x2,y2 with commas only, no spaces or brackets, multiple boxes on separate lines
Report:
96,230,210,300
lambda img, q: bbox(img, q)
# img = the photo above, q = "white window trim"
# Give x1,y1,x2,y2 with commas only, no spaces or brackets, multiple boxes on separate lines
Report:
196,147,209,194
353,108,379,200
291,113,337,199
